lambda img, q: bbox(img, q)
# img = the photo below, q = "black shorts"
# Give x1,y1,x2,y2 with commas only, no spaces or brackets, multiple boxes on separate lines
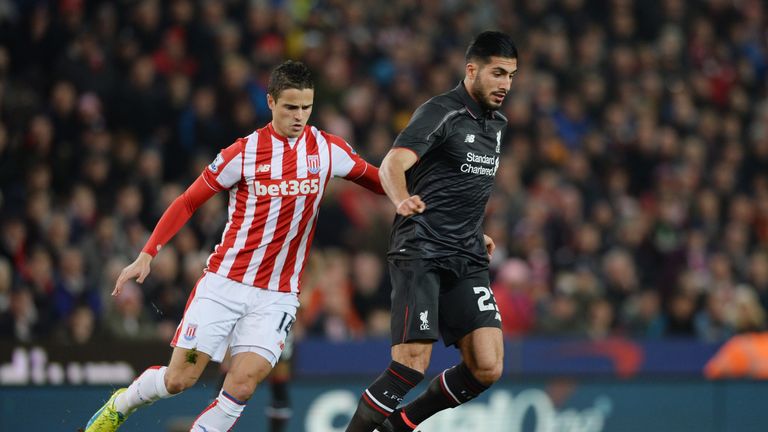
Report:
389,256,501,347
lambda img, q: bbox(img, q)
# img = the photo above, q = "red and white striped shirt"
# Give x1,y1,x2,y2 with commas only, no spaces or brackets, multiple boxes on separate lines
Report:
142,123,383,293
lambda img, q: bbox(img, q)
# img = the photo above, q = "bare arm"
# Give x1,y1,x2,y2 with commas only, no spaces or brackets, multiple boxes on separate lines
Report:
379,148,425,216
113,175,217,296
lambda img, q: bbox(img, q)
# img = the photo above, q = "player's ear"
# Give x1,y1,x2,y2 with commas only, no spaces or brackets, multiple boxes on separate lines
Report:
466,62,478,80
267,93,276,110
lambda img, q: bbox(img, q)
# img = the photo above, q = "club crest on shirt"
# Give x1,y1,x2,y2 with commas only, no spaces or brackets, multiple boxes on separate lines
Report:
307,154,320,174
184,323,198,341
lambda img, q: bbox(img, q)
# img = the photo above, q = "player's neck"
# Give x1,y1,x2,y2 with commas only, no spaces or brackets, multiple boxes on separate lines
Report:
461,79,491,116
269,122,303,148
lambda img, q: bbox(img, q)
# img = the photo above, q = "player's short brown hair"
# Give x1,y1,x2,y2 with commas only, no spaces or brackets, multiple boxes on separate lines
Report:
268,60,314,100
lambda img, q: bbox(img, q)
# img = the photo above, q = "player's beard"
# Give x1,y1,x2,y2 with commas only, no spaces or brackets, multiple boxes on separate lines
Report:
471,76,504,111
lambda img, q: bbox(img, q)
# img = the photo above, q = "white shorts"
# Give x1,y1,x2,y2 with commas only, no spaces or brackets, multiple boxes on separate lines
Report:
171,271,299,366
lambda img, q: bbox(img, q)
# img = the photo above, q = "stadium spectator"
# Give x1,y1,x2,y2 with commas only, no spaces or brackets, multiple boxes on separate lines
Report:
105,281,157,341
82,59,385,432
0,0,765,348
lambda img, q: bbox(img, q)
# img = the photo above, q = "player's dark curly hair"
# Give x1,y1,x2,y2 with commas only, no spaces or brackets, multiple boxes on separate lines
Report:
465,31,518,64
268,60,314,99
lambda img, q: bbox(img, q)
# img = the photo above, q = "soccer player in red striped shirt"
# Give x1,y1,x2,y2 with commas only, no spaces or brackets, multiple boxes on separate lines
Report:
84,60,384,432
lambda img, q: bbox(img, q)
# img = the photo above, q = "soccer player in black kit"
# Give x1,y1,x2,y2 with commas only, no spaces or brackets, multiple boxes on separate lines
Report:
346,31,518,432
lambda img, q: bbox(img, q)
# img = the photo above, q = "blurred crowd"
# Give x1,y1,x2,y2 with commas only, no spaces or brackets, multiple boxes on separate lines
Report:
0,0,767,346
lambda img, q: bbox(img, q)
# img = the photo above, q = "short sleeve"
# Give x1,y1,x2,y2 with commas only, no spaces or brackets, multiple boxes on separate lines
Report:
202,138,245,191
393,102,452,159
327,134,367,179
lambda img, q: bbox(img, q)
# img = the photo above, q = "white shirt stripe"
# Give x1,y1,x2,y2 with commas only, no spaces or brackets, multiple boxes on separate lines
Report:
206,186,236,270
205,125,366,293
289,130,330,291
241,135,284,286
267,134,308,291
216,135,257,275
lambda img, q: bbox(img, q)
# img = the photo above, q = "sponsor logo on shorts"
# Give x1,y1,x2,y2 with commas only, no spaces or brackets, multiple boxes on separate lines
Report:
419,311,430,331
184,323,197,341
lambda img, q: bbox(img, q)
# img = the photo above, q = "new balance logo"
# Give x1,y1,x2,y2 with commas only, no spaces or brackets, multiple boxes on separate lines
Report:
465,134,475,143
256,164,271,173
420,311,430,331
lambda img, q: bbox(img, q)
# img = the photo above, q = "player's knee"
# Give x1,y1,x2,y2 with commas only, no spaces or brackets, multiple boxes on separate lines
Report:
392,344,432,373
227,382,256,402
164,370,198,394
226,370,260,401
470,360,503,386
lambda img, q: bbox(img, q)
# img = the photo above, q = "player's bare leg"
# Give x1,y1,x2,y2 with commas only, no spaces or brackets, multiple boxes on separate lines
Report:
391,341,433,372
191,351,273,431
117,347,211,410
345,341,431,431
165,346,214,393
384,328,503,431
456,327,504,385
85,347,210,432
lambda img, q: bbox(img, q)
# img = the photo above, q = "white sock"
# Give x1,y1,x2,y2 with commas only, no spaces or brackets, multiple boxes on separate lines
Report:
114,366,172,414
190,390,246,432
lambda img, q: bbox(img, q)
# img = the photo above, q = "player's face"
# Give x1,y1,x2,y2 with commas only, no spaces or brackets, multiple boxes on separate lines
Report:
468,56,518,111
268,88,314,138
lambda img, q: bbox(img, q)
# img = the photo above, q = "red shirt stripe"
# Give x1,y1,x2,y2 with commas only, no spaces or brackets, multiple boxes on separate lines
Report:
202,125,373,293
227,127,273,281
253,131,300,288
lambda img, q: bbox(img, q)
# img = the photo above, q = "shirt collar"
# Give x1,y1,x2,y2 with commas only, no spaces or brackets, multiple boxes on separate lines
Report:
268,122,306,146
455,81,496,120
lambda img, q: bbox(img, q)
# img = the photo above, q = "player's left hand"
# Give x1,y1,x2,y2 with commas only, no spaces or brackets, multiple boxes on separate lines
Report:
484,234,495,259
113,252,152,296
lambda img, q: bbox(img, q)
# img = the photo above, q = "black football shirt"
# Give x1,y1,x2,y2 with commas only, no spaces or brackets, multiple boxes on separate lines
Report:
388,82,507,264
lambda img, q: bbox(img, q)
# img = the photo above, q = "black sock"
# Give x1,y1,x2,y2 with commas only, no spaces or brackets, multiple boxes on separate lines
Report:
346,361,424,432
266,379,291,432
392,363,489,429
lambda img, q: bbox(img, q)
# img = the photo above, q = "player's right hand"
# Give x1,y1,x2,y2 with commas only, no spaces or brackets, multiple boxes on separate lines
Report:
396,195,426,216
113,252,153,296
